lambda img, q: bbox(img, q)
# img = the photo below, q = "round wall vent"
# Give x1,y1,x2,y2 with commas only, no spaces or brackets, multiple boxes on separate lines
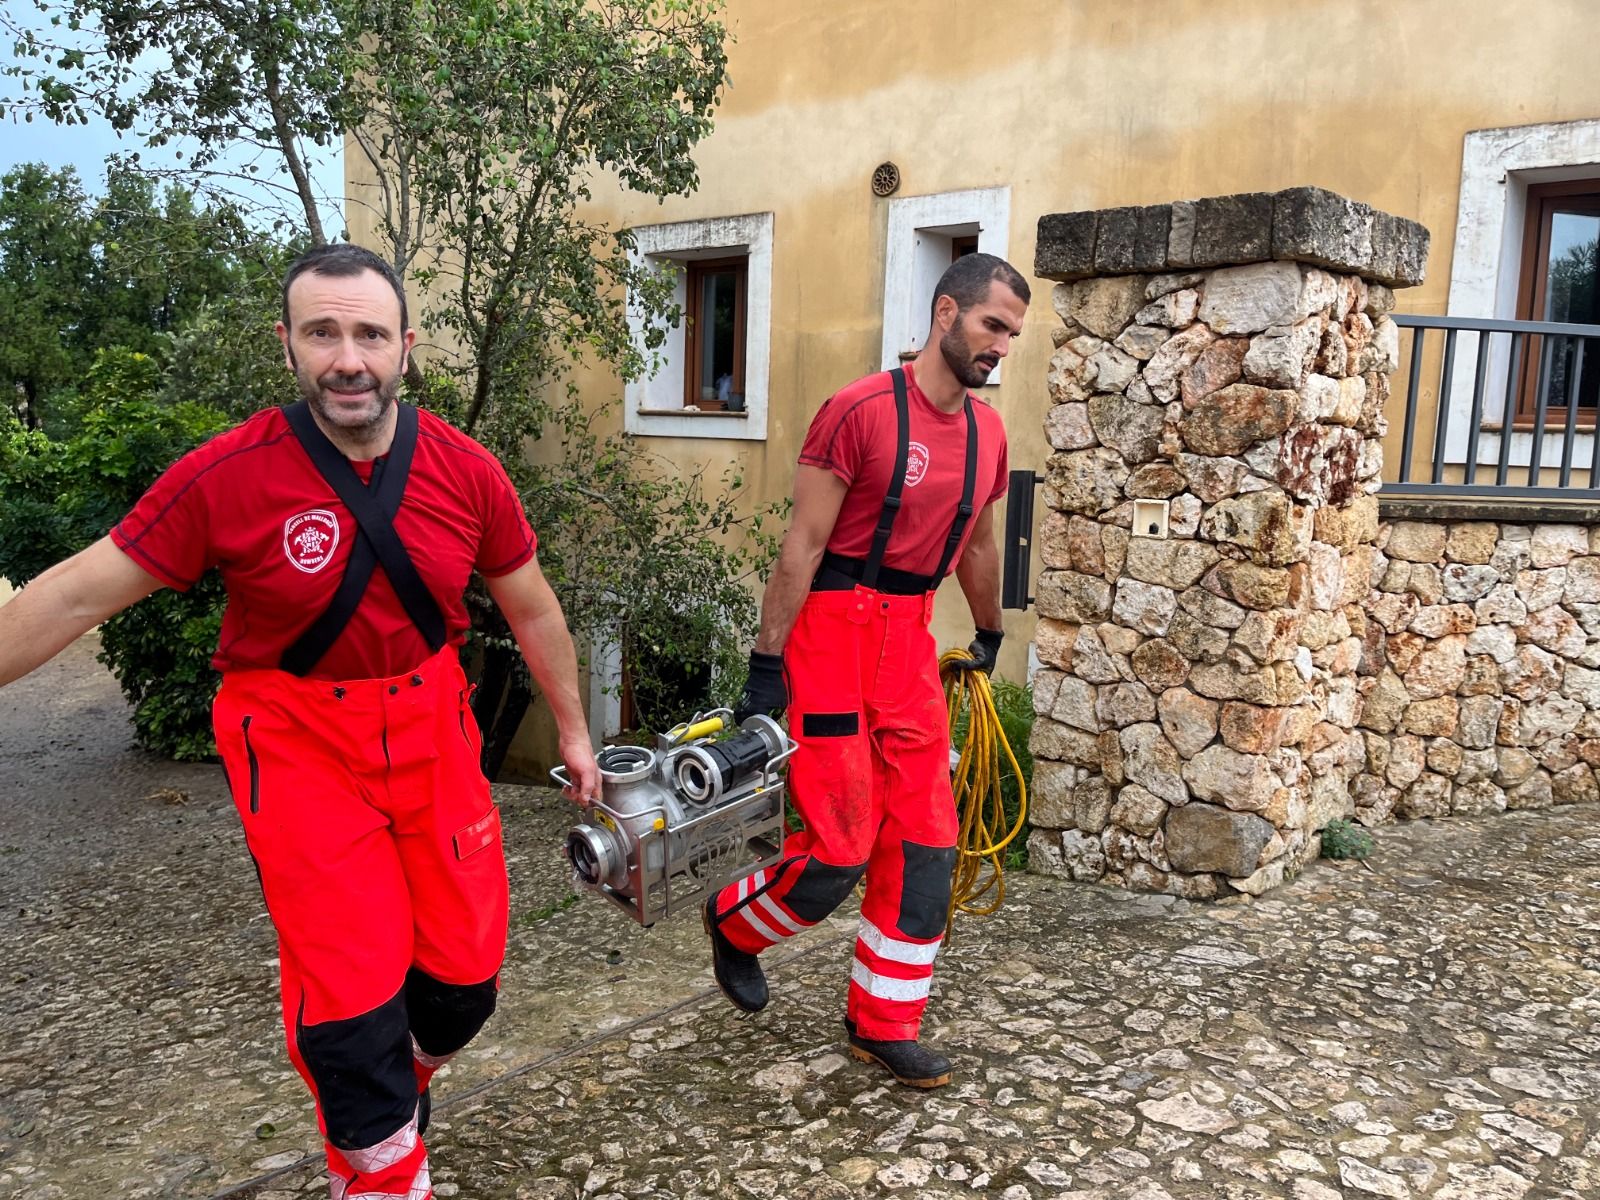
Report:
871,162,901,198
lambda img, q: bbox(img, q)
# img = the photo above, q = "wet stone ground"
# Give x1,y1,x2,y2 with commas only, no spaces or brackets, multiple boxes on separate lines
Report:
3,638,1600,1199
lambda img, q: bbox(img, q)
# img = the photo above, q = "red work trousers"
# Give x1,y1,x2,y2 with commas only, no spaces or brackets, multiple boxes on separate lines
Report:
711,587,958,1041
214,645,508,1200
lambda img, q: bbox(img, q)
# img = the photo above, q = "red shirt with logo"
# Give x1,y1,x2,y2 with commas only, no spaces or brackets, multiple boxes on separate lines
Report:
111,406,536,680
797,364,1009,578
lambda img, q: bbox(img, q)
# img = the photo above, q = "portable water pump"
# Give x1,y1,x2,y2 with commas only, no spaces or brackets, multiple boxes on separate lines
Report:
551,709,795,927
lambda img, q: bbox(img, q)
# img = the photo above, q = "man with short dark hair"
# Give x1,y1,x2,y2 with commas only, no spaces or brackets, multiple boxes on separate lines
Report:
0,242,601,1198
704,252,1029,1088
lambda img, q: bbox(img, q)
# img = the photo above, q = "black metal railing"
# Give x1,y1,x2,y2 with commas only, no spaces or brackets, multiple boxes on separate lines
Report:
1389,314,1600,498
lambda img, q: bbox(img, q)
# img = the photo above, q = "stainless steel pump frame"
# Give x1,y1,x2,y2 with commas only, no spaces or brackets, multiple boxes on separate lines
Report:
551,710,795,927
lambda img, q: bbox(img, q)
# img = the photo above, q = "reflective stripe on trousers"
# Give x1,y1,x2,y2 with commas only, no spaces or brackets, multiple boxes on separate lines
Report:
710,586,957,1041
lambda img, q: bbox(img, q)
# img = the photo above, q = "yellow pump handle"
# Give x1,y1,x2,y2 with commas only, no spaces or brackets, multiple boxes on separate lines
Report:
669,715,726,744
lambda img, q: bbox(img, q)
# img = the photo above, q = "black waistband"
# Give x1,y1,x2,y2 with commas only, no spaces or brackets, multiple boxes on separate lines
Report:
811,551,935,596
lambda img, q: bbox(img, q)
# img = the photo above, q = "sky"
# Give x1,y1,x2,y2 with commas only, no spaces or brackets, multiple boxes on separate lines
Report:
0,12,344,234
2,109,344,216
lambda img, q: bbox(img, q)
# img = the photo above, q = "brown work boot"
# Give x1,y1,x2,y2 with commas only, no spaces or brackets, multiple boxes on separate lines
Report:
845,1017,952,1088
703,899,768,1012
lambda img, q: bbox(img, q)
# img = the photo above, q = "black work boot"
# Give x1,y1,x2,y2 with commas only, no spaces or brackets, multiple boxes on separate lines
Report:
703,898,768,1012
845,1017,952,1088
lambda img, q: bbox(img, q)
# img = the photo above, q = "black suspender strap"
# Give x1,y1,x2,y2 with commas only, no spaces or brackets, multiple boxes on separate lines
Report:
852,368,984,594
278,401,446,676
930,397,980,583
861,367,912,590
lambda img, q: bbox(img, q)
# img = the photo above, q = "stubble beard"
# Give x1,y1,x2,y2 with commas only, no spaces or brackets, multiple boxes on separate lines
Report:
295,366,400,440
939,324,998,389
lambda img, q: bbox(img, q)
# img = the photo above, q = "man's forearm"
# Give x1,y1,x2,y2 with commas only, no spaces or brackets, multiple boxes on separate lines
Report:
510,609,589,742
0,540,161,688
752,540,826,655
0,578,98,688
955,543,1003,632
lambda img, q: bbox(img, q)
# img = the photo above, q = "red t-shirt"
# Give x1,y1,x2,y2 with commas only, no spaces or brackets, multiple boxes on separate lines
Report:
112,406,537,680
798,364,1009,578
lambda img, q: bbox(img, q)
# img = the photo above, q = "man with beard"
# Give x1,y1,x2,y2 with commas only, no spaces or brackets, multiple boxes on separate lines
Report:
0,243,601,1198
703,252,1029,1088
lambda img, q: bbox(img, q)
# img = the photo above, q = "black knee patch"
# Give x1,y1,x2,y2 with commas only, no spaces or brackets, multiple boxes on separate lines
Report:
779,859,866,922
405,967,498,1059
897,841,956,939
296,988,416,1152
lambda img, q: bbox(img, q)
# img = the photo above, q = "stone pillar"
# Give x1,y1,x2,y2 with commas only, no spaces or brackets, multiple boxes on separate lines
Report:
1025,187,1430,899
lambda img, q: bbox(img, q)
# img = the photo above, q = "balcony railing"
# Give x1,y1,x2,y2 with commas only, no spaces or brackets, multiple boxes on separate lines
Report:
1389,314,1600,499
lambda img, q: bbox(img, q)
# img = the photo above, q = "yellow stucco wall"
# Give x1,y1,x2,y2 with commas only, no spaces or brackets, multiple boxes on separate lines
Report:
557,0,1600,672
349,0,1600,766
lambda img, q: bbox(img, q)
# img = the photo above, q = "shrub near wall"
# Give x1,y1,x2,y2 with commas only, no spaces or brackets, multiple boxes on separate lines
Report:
1354,519,1600,820
0,350,233,761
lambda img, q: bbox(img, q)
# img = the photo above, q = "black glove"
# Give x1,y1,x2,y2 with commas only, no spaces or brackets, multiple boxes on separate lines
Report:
734,650,788,723
950,628,1004,675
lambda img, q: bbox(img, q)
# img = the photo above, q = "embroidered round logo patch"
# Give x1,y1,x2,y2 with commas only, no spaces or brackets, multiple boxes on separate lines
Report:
283,509,341,574
905,441,931,486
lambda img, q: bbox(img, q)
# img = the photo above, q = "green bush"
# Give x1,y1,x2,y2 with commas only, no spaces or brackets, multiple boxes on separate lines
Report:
990,678,1035,868
949,677,1034,868
1320,817,1375,861
491,402,781,754
97,580,228,761
0,347,232,760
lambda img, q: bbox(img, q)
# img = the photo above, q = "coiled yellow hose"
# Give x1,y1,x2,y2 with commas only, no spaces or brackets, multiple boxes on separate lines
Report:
940,648,1029,937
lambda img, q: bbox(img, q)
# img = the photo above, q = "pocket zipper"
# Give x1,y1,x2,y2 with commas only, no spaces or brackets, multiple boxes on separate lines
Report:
242,715,261,814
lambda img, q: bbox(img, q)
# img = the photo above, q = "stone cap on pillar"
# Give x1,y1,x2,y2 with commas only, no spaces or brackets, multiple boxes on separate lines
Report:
1035,187,1430,289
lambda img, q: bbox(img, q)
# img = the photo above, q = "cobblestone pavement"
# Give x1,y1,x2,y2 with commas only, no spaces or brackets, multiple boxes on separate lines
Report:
4,639,1600,1199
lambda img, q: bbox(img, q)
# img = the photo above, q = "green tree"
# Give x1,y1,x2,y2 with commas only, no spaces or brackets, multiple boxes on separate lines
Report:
0,162,95,427
0,159,291,431
350,0,724,420
92,163,273,345
0,162,295,758
2,0,347,241
345,0,767,766
160,289,298,420
1547,238,1598,412
1549,237,1597,325
6,0,783,773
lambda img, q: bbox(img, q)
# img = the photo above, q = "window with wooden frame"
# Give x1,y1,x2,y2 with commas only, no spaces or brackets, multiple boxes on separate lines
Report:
626,213,771,442
1514,178,1600,428
683,256,748,412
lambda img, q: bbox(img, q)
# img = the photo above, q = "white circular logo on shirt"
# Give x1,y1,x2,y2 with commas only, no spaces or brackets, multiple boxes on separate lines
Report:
905,441,931,486
283,510,341,574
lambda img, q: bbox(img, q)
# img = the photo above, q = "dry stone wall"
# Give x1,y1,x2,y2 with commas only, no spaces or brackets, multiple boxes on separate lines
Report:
1355,518,1600,821
1025,188,1429,899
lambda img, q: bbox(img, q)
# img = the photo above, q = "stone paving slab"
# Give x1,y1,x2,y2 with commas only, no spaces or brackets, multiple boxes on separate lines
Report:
0,638,810,1199
243,816,1600,1200
5,639,1600,1199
